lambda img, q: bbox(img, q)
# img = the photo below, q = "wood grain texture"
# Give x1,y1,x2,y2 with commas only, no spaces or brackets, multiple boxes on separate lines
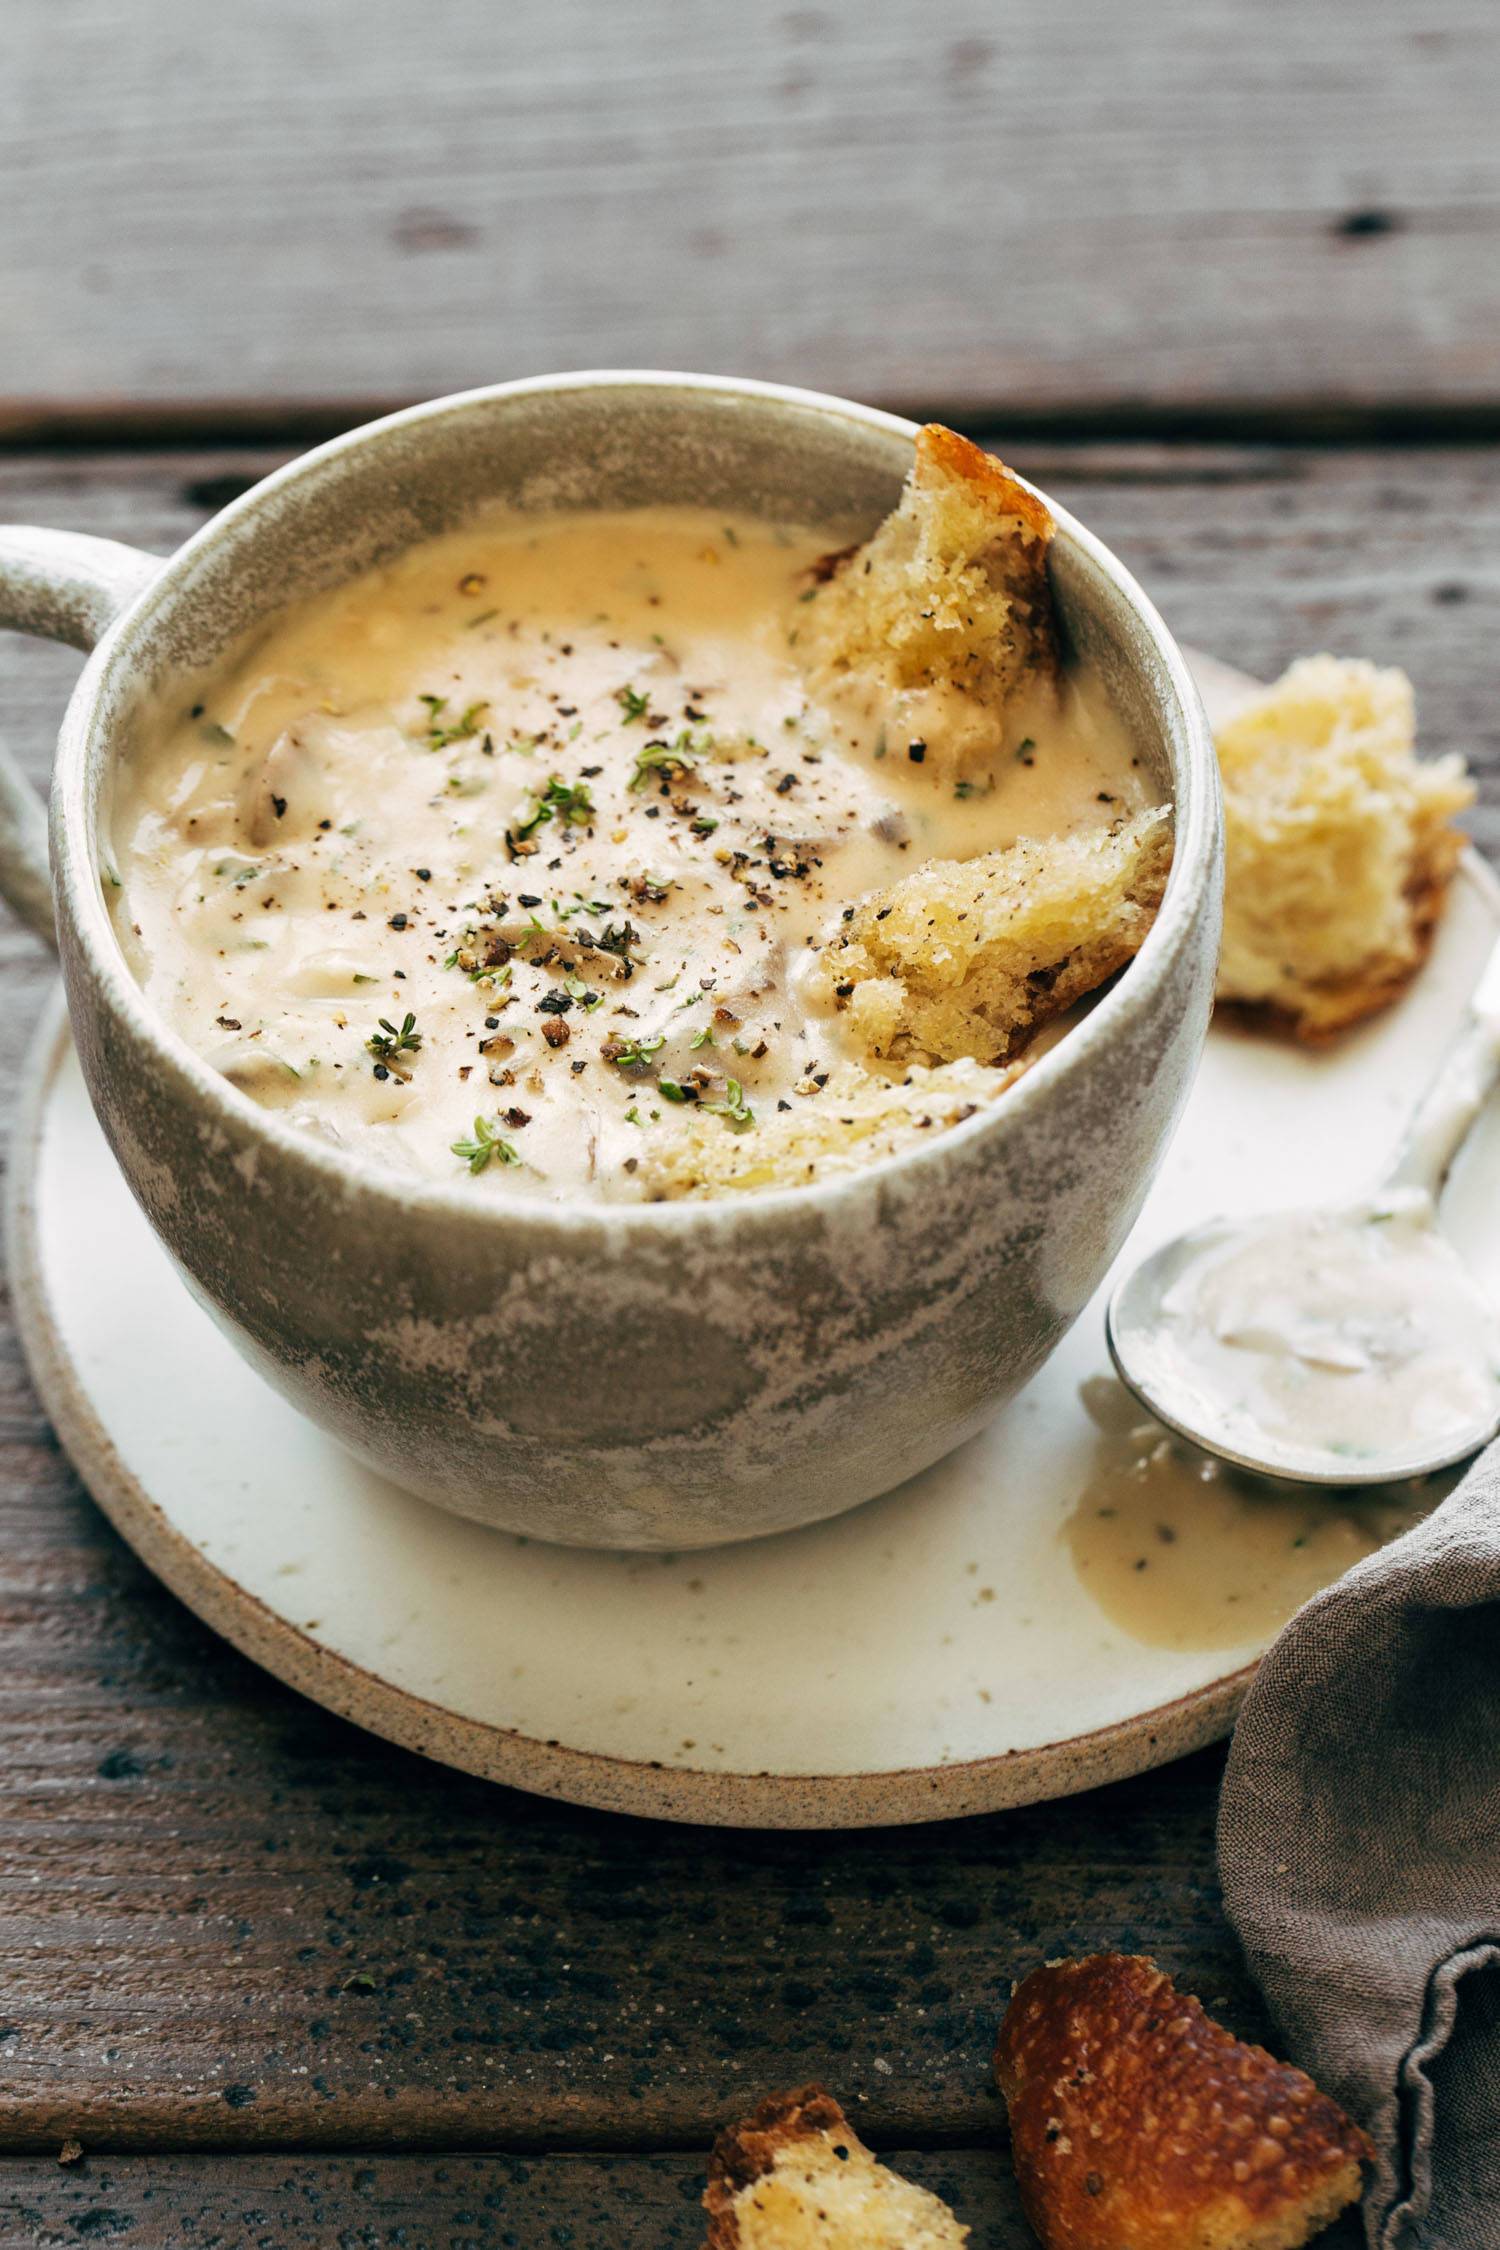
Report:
3,0,1499,429
0,444,1487,2241
0,2149,1369,2248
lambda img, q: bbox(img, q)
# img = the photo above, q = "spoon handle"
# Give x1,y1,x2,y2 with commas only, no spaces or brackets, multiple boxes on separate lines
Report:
1383,931,1500,1200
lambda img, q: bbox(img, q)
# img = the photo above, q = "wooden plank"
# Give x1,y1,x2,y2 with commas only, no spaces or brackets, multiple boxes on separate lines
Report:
0,2149,1371,2247
0,442,1491,2161
3,0,1500,429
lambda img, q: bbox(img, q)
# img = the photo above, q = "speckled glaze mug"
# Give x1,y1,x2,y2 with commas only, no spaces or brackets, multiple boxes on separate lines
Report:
0,375,1221,1547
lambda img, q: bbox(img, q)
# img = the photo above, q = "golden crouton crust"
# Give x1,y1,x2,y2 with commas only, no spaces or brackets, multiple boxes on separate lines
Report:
995,1955,1371,2250
643,1058,1013,1200
819,809,1173,1068
704,2086,864,2247
805,424,1058,758
917,422,1056,552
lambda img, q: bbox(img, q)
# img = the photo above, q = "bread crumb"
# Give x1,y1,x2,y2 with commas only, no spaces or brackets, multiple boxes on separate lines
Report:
703,2084,967,2248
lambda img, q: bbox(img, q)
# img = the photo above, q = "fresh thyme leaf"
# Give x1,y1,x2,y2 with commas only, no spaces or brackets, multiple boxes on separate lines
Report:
366,1012,422,1080
564,973,604,1011
607,1033,666,1071
656,1077,692,1103
616,683,651,722
705,1077,754,1129
628,731,703,790
419,694,490,748
506,774,596,857
450,1115,522,1174
690,1024,715,1050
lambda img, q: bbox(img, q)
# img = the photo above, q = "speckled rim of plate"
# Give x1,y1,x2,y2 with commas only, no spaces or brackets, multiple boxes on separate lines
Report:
6,979,1263,1829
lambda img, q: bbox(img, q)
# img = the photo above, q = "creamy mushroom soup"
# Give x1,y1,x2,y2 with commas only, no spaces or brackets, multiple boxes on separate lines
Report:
108,507,1158,1202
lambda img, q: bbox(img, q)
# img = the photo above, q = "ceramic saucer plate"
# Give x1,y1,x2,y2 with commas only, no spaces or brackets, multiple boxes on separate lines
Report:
11,664,1497,1827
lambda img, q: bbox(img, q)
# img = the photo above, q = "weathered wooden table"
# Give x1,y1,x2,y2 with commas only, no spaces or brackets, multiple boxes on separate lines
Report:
2,6,1497,2242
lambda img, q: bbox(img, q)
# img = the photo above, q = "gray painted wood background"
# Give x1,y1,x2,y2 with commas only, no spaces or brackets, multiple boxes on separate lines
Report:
3,0,1498,430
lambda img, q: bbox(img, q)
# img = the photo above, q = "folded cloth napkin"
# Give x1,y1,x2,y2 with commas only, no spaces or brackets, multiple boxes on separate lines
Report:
1218,1458,1500,2249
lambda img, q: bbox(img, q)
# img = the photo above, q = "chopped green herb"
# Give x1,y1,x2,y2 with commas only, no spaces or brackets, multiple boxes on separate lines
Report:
418,694,490,748
509,773,596,845
616,684,651,722
656,1078,692,1103
629,731,703,790
690,1024,715,1050
450,1115,522,1174
366,1012,422,1080
705,1078,754,1129
608,1033,666,1071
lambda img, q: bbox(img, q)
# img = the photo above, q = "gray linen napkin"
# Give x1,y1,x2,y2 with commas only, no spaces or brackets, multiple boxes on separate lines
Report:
1218,1457,1500,2249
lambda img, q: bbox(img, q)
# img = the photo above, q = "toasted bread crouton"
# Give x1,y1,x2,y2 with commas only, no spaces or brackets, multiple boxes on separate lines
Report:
803,424,1057,780
643,1057,1010,1199
1215,655,1472,1040
811,807,1172,1068
704,2085,968,2249
995,1955,1371,2250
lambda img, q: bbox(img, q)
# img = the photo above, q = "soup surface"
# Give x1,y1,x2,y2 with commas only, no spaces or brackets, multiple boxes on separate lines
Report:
109,506,1156,1201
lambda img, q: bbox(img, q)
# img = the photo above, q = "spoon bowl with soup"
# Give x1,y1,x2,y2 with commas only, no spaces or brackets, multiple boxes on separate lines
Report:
1109,933,1500,1483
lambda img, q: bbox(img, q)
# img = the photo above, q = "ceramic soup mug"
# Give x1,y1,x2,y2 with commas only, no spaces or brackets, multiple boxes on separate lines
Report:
0,374,1221,1548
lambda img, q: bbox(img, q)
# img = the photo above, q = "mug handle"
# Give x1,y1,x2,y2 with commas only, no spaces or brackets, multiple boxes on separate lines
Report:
0,527,162,948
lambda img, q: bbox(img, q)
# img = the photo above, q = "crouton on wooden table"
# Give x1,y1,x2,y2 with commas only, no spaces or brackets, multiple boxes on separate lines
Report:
995,1954,1371,2250
703,2084,969,2249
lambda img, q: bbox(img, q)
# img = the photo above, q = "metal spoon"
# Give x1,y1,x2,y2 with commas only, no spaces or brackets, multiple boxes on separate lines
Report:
1107,932,1500,1485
